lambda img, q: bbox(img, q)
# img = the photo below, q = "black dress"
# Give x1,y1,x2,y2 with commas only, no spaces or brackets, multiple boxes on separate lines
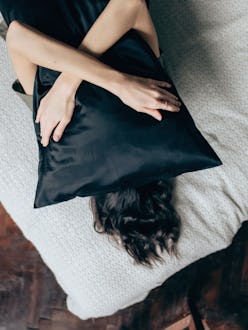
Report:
0,0,150,47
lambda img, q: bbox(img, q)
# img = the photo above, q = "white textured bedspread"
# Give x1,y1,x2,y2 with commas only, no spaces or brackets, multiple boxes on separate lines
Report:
0,0,247,320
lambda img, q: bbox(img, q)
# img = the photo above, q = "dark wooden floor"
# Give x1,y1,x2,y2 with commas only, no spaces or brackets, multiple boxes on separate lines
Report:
0,201,247,330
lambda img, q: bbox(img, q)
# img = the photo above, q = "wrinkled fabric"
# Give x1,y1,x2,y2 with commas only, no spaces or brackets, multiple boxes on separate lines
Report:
0,0,222,208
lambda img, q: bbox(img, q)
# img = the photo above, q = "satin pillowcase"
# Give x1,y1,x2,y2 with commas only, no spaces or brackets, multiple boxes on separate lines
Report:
32,29,222,208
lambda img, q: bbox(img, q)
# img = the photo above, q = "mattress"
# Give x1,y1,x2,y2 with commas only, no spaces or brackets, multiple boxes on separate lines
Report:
0,0,247,320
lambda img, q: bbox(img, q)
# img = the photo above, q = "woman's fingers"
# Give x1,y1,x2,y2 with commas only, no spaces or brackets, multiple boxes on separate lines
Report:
160,99,180,112
52,118,70,142
40,117,71,146
149,96,180,112
142,107,162,121
153,79,172,88
35,98,47,123
152,79,181,106
167,97,181,107
141,99,180,121
35,106,43,123
157,91,181,107
40,120,58,147
149,84,181,111
157,86,179,102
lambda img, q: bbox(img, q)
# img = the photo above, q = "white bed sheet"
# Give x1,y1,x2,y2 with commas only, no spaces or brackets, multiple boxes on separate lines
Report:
0,0,247,320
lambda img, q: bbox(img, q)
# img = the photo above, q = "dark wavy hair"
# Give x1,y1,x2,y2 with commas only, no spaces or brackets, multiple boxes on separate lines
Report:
89,179,181,268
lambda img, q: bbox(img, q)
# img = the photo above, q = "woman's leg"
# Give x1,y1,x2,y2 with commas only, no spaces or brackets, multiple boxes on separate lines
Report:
6,0,160,96
80,0,160,58
132,1,161,58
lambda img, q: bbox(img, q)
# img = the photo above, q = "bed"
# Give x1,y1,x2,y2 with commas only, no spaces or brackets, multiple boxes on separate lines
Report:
0,0,247,320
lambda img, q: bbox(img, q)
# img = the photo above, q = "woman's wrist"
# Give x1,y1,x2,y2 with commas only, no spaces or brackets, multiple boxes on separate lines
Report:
48,39,126,97
56,72,83,96
104,69,127,97
56,68,126,99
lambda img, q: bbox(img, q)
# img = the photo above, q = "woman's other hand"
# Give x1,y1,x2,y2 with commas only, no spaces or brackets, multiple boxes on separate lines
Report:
117,74,181,121
35,78,76,147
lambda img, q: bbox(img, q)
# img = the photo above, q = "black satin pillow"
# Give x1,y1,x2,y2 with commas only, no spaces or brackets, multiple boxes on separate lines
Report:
32,29,222,208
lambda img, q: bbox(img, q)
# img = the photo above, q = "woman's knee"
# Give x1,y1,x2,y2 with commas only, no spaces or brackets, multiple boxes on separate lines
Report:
127,0,147,10
6,20,22,47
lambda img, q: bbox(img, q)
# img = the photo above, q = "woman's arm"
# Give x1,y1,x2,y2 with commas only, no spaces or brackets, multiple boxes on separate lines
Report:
58,0,162,94
6,20,126,96
6,20,178,109
6,21,180,105
5,1,180,146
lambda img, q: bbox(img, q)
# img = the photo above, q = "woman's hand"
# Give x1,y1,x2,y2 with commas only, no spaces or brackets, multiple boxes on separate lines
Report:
34,72,181,147
35,78,76,147
117,74,181,121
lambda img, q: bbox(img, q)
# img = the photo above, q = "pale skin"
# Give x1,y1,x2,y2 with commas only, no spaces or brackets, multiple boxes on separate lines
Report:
6,0,181,147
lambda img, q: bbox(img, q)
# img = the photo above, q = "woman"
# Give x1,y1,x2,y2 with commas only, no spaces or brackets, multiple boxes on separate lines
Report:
1,0,181,267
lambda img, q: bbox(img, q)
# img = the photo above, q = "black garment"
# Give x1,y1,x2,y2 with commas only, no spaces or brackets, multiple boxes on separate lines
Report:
0,1,222,208
12,78,26,94
1,0,111,46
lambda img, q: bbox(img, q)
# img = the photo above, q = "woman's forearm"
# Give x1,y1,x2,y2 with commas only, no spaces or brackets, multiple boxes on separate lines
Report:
58,0,143,93
6,20,125,96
